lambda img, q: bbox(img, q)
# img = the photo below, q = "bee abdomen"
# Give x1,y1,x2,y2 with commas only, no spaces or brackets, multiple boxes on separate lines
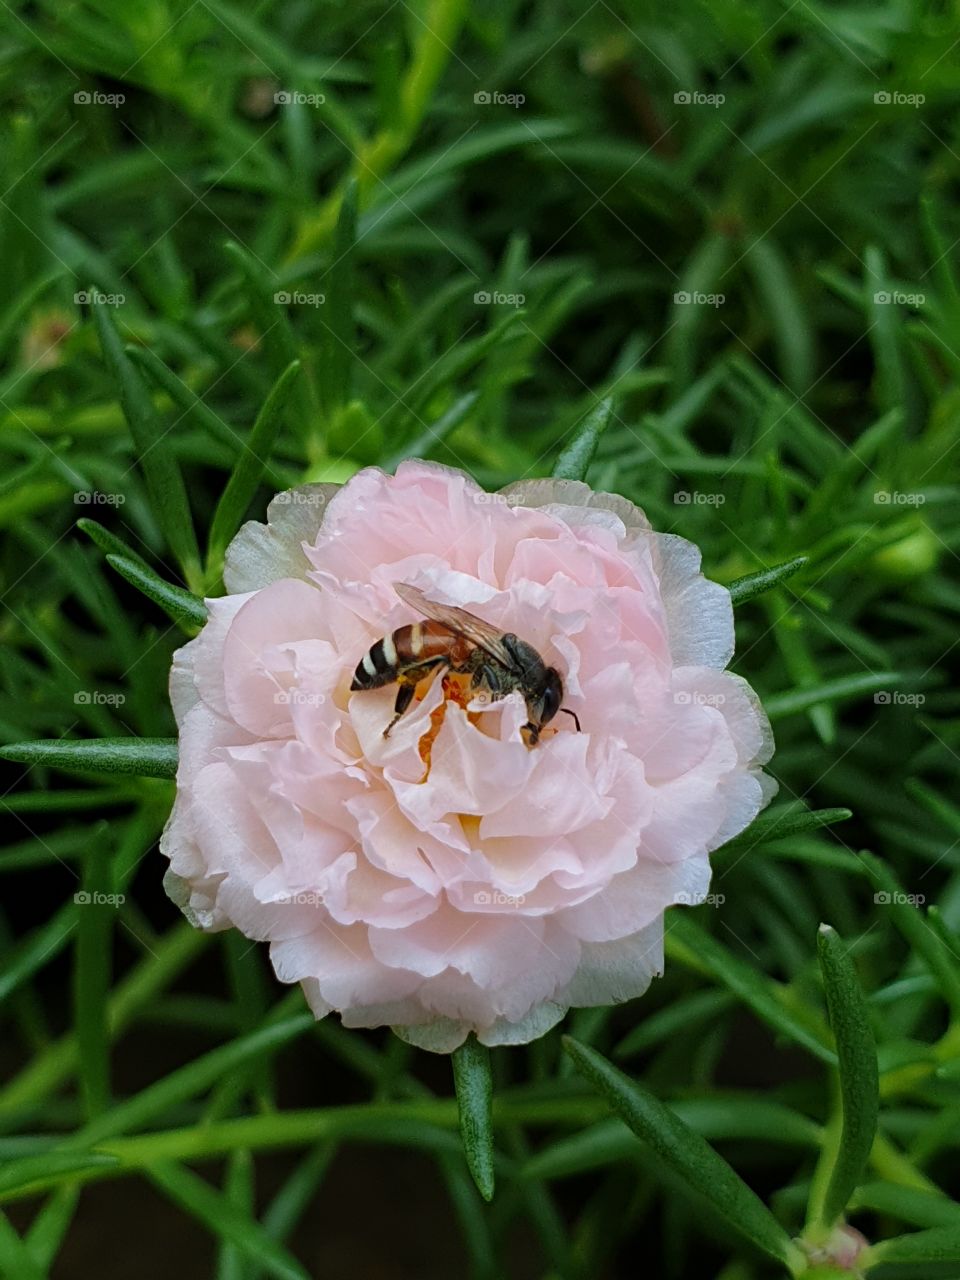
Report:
350,631,400,690
350,622,459,691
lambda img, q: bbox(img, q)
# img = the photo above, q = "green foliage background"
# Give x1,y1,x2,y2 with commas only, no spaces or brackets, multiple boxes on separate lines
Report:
2,0,960,1276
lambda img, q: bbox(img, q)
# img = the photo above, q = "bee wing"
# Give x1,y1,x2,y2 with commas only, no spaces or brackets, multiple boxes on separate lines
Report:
394,583,516,667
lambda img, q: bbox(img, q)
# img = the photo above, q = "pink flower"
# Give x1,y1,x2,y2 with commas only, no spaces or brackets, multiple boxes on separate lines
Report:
161,462,776,1051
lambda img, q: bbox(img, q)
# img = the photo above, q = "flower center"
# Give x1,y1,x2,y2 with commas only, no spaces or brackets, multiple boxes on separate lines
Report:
417,673,476,781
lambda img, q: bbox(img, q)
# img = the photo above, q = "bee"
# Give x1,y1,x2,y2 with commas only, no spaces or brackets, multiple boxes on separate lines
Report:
350,583,581,747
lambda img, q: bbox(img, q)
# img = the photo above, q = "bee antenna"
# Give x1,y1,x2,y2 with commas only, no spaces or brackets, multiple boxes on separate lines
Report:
560,707,581,732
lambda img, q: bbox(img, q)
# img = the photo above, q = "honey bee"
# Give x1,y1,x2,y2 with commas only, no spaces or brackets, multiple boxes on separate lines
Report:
350,583,581,747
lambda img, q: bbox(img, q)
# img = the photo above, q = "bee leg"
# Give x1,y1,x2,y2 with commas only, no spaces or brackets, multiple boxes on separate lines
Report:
469,663,500,705
383,682,416,738
382,661,445,738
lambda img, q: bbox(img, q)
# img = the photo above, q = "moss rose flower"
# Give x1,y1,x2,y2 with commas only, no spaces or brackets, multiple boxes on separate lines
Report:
161,462,776,1051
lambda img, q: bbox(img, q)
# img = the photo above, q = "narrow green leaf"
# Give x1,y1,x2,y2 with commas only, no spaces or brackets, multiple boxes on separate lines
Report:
125,345,242,454
451,1034,496,1202
65,1014,312,1148
0,738,178,780
0,905,76,1006
106,553,207,630
322,178,357,415
76,518,150,570
713,807,854,867
91,297,201,589
0,1153,118,1197
859,851,960,1015
668,914,834,1062
24,1186,80,1272
0,1212,44,1280
764,671,903,719
870,1224,960,1266
75,841,113,1118
815,924,879,1227
552,398,614,481
562,1037,802,1269
148,1162,310,1280
384,390,479,468
852,1181,960,1230
728,555,809,605
207,360,302,574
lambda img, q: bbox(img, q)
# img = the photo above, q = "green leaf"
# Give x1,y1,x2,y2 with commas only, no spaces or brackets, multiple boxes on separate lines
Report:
74,841,113,1119
667,914,835,1064
148,1162,310,1280
451,1034,496,1202
814,924,879,1227
0,905,76,1006
728,555,809,605
0,738,178,780
869,1224,960,1266
858,851,960,1015
852,1181,960,1230
106,553,207,630
76,518,150,570
91,296,201,590
0,1152,118,1197
66,1014,312,1148
713,807,854,868
562,1037,803,1269
207,360,302,575
764,671,903,720
552,398,614,481
321,178,357,416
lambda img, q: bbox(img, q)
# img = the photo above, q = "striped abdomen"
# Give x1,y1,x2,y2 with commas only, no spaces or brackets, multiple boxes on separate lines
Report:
349,622,469,691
